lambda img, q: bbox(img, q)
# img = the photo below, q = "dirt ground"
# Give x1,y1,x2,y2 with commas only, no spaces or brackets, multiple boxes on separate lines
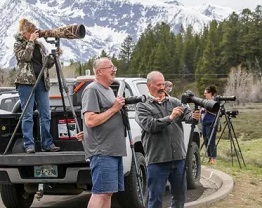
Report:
162,183,206,207
199,170,262,208
162,166,262,208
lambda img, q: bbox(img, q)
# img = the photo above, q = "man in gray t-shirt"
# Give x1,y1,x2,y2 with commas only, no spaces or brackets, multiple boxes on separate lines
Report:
82,82,126,159
81,57,126,208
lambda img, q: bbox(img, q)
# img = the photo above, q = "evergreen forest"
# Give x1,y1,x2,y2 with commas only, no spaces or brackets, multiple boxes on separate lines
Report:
81,7,262,99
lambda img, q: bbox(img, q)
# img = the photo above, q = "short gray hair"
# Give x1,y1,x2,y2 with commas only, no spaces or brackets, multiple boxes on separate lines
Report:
147,71,164,83
92,57,110,75
165,81,173,87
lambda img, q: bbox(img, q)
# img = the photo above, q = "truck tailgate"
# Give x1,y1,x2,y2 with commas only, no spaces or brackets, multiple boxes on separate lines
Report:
0,151,86,166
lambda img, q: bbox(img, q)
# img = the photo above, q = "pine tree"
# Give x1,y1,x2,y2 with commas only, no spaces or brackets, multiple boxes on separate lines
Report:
119,35,135,72
181,26,198,81
99,50,108,58
195,20,221,94
220,12,242,72
152,22,176,77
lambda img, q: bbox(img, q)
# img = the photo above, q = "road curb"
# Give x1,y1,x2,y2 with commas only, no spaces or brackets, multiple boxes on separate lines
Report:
185,166,234,208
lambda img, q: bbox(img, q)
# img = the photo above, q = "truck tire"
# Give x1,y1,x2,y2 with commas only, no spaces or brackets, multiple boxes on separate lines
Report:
117,152,147,208
1,184,34,208
186,142,201,189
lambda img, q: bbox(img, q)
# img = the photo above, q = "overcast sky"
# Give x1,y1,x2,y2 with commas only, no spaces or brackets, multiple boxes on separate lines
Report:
181,0,262,11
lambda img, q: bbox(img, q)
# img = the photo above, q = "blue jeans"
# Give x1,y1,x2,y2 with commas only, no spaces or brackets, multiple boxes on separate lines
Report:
17,79,54,150
202,118,217,158
147,160,186,208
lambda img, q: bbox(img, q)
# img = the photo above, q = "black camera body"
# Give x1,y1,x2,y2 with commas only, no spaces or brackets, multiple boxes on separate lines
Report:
125,95,146,105
226,110,239,118
226,110,239,117
220,109,239,118
181,90,220,113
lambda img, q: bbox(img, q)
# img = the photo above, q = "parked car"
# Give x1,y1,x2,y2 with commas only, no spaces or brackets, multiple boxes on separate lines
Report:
0,90,19,112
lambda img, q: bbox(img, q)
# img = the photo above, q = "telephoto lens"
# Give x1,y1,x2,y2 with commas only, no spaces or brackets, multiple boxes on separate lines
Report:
217,95,236,102
125,95,146,105
181,90,220,113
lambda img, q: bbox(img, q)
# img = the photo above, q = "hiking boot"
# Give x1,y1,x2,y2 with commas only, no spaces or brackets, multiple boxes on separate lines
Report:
48,145,61,152
42,144,60,152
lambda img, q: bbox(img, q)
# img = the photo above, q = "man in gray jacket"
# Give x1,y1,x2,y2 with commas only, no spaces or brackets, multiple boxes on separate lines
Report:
135,71,200,208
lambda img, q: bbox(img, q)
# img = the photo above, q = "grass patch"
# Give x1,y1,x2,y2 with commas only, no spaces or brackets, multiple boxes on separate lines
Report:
200,103,262,168
200,103,262,207
215,139,262,169
217,103,262,141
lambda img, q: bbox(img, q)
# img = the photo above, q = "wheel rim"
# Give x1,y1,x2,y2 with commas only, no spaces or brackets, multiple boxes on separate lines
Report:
137,163,147,202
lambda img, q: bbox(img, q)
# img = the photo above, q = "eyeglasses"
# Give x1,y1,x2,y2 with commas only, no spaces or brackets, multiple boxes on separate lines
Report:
98,65,117,71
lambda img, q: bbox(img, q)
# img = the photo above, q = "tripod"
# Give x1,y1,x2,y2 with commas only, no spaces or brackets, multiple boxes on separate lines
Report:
202,102,246,168
182,104,199,194
118,83,145,206
3,38,81,155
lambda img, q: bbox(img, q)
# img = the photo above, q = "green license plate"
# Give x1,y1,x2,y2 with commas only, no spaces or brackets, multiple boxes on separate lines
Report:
34,165,58,178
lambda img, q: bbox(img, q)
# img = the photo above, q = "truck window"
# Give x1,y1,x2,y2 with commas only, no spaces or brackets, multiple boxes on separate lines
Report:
137,83,148,96
124,88,132,98
0,97,19,112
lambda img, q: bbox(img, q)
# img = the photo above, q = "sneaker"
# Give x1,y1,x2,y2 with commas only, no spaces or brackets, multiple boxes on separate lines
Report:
26,147,35,153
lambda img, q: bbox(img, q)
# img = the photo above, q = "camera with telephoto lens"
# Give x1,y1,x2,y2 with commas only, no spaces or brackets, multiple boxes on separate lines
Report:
216,95,236,102
125,95,146,105
181,90,220,113
220,109,239,118
226,110,239,117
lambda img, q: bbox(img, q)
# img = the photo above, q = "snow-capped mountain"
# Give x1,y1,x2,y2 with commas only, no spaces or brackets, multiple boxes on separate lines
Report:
0,0,234,68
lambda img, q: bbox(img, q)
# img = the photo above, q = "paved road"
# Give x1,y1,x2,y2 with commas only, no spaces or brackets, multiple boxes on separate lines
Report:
0,177,216,208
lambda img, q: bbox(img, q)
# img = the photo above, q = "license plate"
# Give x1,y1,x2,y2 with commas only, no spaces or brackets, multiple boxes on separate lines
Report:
34,165,58,178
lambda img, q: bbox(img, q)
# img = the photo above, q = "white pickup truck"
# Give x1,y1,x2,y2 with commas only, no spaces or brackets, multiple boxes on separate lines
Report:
0,76,201,208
